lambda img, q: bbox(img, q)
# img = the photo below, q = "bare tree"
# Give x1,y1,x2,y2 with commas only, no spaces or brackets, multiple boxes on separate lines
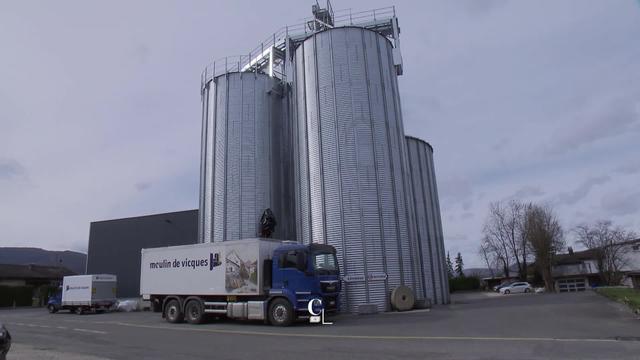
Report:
480,234,511,278
574,220,637,286
525,204,564,292
482,200,530,280
479,243,497,278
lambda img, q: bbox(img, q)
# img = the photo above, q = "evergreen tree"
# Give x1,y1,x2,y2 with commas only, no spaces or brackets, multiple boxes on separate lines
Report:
446,252,454,279
455,252,464,278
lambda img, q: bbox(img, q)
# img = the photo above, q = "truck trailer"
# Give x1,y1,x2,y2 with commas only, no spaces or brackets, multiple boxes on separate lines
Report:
140,238,340,326
47,274,117,314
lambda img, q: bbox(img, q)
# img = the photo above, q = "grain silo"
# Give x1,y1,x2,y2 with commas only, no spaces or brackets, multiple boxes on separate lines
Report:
198,71,295,243
406,136,450,304
291,26,422,312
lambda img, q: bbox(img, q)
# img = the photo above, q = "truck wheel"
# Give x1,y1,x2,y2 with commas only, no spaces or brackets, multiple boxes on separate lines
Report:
75,307,84,315
185,299,205,325
268,298,293,326
47,304,58,314
164,299,184,323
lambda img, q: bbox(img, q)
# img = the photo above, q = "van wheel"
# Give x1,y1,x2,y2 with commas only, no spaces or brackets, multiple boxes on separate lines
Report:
165,299,184,323
48,304,58,314
185,299,205,324
268,298,293,326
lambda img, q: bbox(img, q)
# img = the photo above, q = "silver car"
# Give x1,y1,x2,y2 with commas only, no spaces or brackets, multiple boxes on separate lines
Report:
499,282,532,294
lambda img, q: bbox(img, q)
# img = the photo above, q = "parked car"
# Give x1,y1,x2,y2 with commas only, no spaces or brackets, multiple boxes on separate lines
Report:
0,323,11,360
499,282,532,294
493,282,514,292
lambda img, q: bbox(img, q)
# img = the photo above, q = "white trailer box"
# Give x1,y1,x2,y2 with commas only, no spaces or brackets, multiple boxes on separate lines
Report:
140,238,283,297
61,274,117,306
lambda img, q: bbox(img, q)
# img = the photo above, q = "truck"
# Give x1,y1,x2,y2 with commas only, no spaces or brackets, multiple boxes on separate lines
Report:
140,238,340,326
47,274,117,314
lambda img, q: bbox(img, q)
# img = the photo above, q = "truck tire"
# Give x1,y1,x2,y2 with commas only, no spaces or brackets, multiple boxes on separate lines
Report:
75,307,84,315
268,298,293,326
164,299,184,323
185,299,205,325
47,304,58,314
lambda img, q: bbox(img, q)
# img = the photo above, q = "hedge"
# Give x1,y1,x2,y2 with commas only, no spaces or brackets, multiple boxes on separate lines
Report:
449,276,481,292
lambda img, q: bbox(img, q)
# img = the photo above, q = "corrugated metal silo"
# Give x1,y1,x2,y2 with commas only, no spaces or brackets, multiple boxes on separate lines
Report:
199,71,295,243
405,136,450,304
292,27,421,312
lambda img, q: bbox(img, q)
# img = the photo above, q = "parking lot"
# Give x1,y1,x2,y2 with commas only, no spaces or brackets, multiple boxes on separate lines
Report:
1,291,639,360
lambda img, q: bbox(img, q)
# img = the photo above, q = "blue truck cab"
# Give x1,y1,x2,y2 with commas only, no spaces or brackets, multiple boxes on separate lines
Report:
268,243,340,320
46,288,62,313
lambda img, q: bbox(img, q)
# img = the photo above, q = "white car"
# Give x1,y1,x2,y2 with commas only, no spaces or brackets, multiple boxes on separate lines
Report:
499,282,532,294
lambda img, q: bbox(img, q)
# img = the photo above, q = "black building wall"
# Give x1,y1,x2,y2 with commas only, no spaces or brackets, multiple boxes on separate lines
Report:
87,210,198,298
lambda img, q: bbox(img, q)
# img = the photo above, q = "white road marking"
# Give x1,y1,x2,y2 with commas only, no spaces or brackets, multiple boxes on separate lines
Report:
108,321,626,344
381,308,431,315
72,328,107,335
7,322,106,335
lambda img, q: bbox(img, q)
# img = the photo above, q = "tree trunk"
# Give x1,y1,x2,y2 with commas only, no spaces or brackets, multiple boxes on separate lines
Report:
542,266,554,292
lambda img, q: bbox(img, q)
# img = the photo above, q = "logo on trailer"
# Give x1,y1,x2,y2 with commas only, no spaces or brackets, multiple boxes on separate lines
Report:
210,253,221,270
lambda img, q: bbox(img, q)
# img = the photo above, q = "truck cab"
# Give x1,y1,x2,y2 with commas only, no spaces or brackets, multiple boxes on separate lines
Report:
269,243,340,320
46,288,62,313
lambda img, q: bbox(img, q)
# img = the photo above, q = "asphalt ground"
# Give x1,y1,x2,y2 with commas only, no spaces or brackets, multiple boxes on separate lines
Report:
1,291,639,360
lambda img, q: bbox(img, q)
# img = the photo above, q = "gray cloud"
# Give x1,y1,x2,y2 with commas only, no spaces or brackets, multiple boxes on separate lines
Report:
439,175,474,206
601,190,640,216
445,233,468,242
490,138,510,152
553,176,610,206
545,93,640,156
460,212,474,220
459,0,507,15
615,161,640,175
510,185,545,200
0,158,26,180
135,182,152,192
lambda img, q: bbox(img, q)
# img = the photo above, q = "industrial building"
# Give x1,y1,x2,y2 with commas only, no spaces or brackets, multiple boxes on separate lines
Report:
406,137,450,304
87,2,449,312
197,3,448,311
86,210,198,298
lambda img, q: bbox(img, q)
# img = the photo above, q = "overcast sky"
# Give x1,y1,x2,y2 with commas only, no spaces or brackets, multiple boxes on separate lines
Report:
1,1,639,267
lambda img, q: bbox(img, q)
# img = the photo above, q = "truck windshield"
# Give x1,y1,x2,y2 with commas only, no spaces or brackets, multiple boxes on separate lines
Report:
313,253,338,274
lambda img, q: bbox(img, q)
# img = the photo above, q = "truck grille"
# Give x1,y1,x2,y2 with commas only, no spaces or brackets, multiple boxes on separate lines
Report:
320,281,339,293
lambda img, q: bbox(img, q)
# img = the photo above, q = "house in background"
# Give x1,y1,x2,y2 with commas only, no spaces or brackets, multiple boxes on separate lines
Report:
552,239,640,292
552,248,600,292
620,239,640,289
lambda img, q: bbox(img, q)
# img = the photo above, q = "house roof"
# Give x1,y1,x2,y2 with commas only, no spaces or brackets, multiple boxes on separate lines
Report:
0,263,76,280
553,238,640,266
554,248,600,266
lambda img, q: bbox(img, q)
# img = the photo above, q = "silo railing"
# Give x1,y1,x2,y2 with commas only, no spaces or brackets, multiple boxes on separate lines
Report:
201,6,398,89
